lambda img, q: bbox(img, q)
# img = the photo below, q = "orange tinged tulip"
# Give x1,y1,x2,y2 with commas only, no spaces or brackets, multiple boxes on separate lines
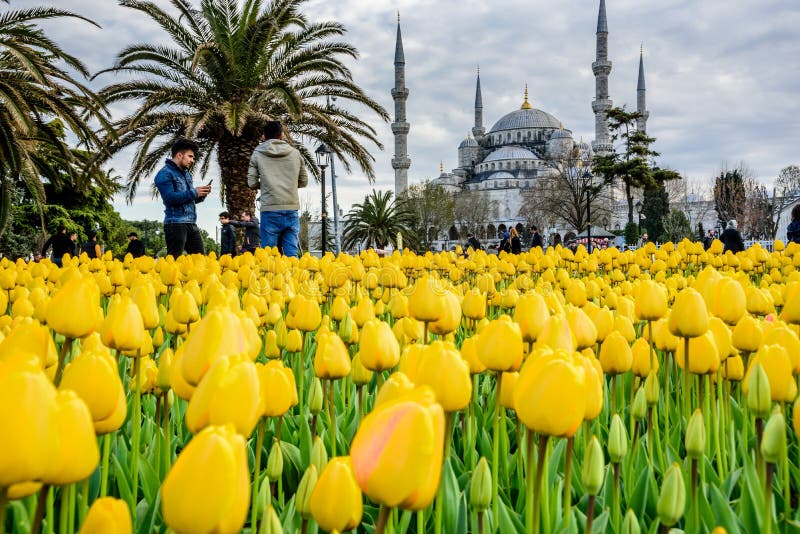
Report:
350,387,444,510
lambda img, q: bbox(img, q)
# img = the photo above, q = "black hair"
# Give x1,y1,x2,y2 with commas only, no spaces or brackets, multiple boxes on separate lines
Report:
128,232,138,238
792,204,800,222
57,225,66,233
219,211,231,219
88,232,98,240
242,209,252,217
171,138,199,157
531,225,538,232
263,121,282,140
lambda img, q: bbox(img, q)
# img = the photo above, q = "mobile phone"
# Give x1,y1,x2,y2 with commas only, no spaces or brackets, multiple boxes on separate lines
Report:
206,180,213,187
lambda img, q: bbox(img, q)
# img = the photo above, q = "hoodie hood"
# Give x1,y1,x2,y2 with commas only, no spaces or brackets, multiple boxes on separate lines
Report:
255,139,295,158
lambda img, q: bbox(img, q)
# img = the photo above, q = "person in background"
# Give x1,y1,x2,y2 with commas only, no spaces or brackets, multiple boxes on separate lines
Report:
720,219,745,253
155,138,211,258
81,232,102,259
510,227,522,254
247,121,308,257
787,204,800,244
218,212,237,256
703,229,715,250
41,225,74,267
499,231,512,254
530,225,544,249
126,232,146,258
466,232,482,251
231,210,260,253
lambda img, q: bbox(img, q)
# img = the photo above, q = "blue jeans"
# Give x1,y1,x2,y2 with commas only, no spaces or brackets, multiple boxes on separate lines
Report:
261,210,300,257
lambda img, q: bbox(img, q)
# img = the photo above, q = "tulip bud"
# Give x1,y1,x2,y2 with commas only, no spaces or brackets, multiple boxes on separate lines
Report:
685,409,706,460
657,463,686,527
266,441,284,481
621,508,641,534
338,312,354,344
469,457,492,512
747,363,772,419
576,436,602,497
632,388,647,421
295,465,318,518
761,409,786,465
608,414,628,464
309,378,324,415
157,348,173,392
286,329,303,353
78,497,131,534
644,372,659,406
310,436,328,474
259,505,283,534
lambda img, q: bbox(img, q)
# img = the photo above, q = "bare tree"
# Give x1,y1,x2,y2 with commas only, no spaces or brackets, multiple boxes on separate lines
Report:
713,163,750,226
453,189,497,238
667,175,715,233
402,180,454,250
519,146,613,232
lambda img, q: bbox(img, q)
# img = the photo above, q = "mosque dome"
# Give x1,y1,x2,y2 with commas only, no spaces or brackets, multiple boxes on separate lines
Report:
483,146,539,163
489,87,561,133
459,135,478,148
550,126,572,139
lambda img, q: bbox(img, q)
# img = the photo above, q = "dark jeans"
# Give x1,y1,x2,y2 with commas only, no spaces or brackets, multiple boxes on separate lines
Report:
164,223,205,258
261,210,299,257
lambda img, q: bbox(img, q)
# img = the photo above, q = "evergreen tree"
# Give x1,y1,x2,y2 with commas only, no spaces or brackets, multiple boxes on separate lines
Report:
642,183,669,242
713,168,746,226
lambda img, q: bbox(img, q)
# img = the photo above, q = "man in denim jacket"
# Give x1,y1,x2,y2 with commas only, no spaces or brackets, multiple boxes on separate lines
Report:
155,139,211,257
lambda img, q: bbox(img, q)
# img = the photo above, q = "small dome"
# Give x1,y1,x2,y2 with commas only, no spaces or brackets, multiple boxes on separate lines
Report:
483,146,539,163
550,127,572,140
459,135,478,149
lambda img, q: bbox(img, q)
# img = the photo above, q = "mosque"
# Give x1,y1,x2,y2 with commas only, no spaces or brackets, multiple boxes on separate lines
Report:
390,0,649,244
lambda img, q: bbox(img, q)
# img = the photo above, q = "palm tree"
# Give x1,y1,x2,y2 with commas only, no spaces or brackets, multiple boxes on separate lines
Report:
0,3,107,234
342,190,417,251
99,0,389,217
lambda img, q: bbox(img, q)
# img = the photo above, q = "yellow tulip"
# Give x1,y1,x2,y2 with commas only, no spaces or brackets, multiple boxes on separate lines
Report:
566,307,598,350
711,278,746,325
613,315,636,344
744,345,796,402
257,360,298,417
0,357,57,486
46,390,100,485
731,315,762,353
161,424,250,534
477,316,524,372
565,280,587,307
170,345,196,401
413,341,472,412
358,319,400,372
310,457,363,533
763,326,800,374
130,282,160,330
636,280,667,321
79,497,131,534
389,293,410,319
60,349,124,423
293,294,322,332
374,372,416,407
498,371,519,410
668,288,709,338
350,387,444,510
407,276,445,323
101,295,146,352
462,289,487,321
313,331,351,379
46,276,100,338
459,335,486,375
171,289,200,325
598,331,633,375
513,292,549,342
579,354,604,421
590,307,614,343
631,337,659,377
675,331,720,375
429,290,461,336
186,356,261,436
722,354,744,381
746,286,774,316
0,319,58,369
351,353,374,386
514,350,586,437
331,295,350,321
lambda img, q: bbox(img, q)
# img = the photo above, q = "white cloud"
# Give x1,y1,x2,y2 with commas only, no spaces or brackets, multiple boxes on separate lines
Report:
19,0,800,237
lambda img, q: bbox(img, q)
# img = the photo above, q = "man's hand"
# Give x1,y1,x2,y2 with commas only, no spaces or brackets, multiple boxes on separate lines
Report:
196,184,212,198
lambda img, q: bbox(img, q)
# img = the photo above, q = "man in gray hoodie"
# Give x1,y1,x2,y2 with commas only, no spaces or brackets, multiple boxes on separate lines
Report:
247,121,308,257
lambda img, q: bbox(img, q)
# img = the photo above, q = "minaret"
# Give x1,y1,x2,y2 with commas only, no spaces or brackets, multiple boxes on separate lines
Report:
472,67,485,139
391,13,410,198
636,45,649,134
591,0,613,155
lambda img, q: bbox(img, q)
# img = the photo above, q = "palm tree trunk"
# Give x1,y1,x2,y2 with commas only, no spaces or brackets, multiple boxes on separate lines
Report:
217,133,260,217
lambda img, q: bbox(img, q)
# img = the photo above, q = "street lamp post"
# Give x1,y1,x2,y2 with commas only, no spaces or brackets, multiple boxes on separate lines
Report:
583,170,592,251
315,143,331,256
326,95,342,255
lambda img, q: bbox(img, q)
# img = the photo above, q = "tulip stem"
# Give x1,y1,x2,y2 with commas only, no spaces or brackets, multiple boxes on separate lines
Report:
563,437,574,526
691,458,699,529
585,494,596,533
58,486,68,534
100,433,111,497
764,463,774,534
756,417,765,485
32,484,50,534
251,418,267,533
0,488,8,534
531,434,548,534
130,354,142,525
162,393,171,477
328,379,337,458
418,509,425,534
683,337,690,421
53,337,73,387
79,478,89,524
375,505,391,534
492,372,503,524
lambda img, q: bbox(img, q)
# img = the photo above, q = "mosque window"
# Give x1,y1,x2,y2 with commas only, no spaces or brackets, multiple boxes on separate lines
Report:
517,132,521,141
507,133,511,142
491,163,495,170
526,131,531,140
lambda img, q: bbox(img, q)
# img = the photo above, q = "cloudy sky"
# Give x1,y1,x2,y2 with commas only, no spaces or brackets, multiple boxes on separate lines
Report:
25,0,800,236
